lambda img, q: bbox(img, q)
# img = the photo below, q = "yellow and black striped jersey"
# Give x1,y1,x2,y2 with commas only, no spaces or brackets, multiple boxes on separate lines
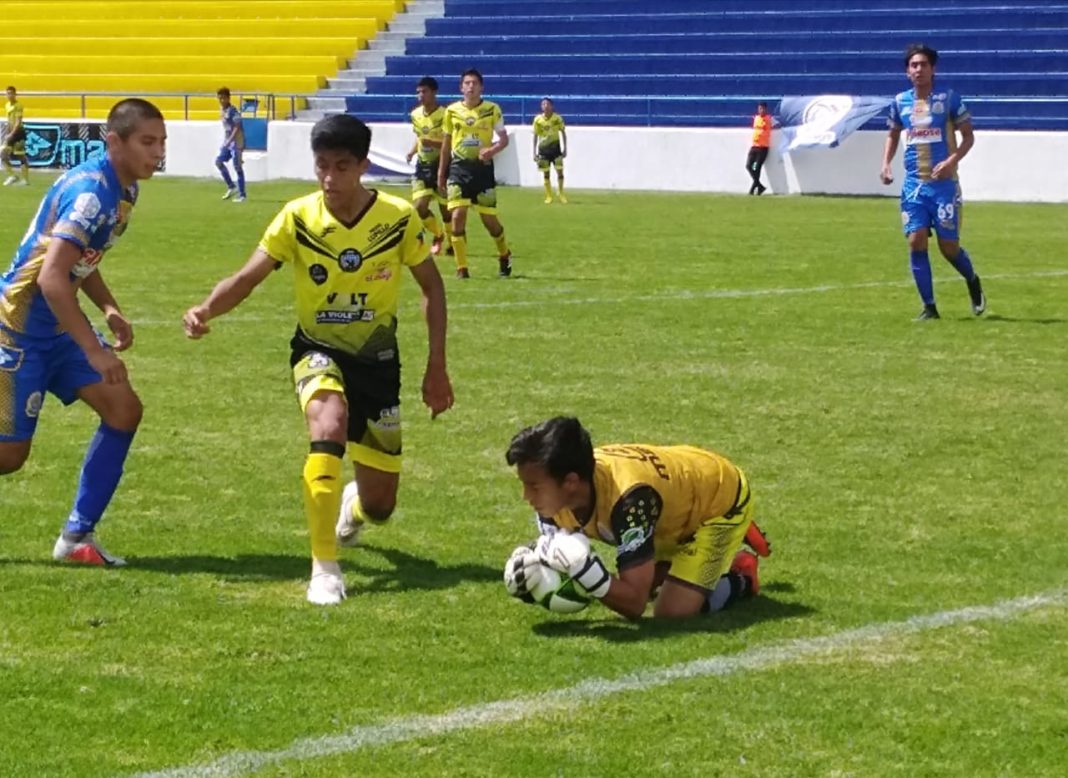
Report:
532,112,565,149
258,190,428,361
410,105,446,165
544,444,743,569
443,99,505,162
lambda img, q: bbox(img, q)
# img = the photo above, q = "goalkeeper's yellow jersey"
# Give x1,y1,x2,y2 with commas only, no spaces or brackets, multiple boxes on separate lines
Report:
532,112,565,149
258,189,428,361
443,99,505,162
546,444,743,568
410,105,446,165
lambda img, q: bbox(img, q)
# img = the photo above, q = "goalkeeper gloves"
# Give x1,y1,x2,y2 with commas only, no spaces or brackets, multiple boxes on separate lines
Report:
538,532,611,599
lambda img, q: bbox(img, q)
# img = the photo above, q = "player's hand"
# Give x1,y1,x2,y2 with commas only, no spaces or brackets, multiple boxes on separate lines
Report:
879,165,894,185
931,160,956,181
503,545,539,602
406,151,415,163
478,147,495,162
538,531,611,598
182,306,212,339
422,362,454,419
88,349,128,386
105,309,134,352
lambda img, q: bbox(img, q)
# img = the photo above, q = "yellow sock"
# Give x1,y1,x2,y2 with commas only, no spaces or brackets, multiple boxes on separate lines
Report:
443,220,453,242
453,233,468,269
558,176,565,196
302,450,343,562
21,163,29,182
543,178,552,199
492,230,510,257
422,214,442,239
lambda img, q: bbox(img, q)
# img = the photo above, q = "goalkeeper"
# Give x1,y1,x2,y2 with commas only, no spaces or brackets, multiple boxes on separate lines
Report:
504,417,771,620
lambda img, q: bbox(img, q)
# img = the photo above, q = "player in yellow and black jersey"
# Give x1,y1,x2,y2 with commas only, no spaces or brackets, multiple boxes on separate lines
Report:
531,97,567,204
437,68,513,279
504,417,772,620
183,115,454,607
2,85,29,186
405,77,452,257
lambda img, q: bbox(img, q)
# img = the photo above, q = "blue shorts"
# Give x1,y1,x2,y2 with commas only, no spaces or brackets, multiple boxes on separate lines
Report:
0,325,104,441
216,144,244,166
900,180,962,241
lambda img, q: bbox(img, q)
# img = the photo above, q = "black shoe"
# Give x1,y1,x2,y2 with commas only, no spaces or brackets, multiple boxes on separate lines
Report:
498,252,512,278
756,184,766,195
456,267,470,279
445,245,455,256
967,274,986,315
915,303,940,320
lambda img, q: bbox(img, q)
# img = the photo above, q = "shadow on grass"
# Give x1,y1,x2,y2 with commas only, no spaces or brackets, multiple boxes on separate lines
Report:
531,585,814,642
980,314,1067,325
121,545,501,593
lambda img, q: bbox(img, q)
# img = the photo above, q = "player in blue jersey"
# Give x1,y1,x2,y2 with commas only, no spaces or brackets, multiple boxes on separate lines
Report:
216,87,246,203
0,98,165,565
880,44,986,320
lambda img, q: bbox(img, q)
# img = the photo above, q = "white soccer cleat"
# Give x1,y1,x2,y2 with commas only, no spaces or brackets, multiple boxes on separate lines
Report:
336,481,364,548
14,179,28,187
232,195,246,203
3,175,19,186
307,570,346,605
52,532,127,567
221,187,237,200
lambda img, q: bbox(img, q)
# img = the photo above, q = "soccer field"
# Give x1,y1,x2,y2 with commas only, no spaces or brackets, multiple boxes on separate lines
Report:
1,177,1066,777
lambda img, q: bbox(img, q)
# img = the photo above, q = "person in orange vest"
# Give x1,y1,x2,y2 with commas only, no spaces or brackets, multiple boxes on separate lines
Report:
746,101,772,195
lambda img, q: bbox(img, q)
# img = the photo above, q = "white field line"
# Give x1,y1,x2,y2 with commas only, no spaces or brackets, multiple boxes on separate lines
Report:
133,269,1068,325
133,588,1068,778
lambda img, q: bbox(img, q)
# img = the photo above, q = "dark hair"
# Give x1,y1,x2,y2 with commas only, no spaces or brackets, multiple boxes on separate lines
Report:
310,114,372,160
461,68,484,85
106,98,164,139
5,86,14,92
217,87,231,98
541,96,554,105
417,76,439,91
505,417,595,484
904,43,938,68
757,101,768,109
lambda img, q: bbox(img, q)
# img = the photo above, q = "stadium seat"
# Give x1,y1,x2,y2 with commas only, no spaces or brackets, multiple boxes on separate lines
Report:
341,0,1068,130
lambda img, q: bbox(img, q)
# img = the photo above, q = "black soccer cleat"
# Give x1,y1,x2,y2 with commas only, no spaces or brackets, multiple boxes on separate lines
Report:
915,303,940,321
498,252,513,278
967,274,986,316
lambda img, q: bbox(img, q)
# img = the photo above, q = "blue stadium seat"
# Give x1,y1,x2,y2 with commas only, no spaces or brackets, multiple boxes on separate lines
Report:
341,0,1068,130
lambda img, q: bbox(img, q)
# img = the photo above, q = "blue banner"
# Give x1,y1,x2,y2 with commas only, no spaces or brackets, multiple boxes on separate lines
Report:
776,95,892,151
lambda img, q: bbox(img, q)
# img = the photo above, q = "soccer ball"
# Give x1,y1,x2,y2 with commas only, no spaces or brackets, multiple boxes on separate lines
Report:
529,563,591,614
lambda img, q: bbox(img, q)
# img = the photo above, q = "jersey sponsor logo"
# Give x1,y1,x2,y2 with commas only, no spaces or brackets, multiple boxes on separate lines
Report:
906,127,943,145
338,248,363,272
315,309,375,324
309,263,328,285
931,101,945,115
364,267,393,283
24,390,43,418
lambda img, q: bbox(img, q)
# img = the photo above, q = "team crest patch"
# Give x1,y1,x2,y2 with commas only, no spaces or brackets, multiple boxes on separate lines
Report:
309,264,328,285
618,526,649,554
306,352,331,369
25,391,43,418
0,344,22,371
338,248,363,272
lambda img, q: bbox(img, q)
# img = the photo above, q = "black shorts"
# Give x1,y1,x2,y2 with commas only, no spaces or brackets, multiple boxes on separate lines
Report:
289,328,402,455
446,159,498,211
537,141,563,165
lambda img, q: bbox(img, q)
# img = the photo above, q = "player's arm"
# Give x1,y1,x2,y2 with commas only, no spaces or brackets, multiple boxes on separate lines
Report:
479,126,509,162
880,126,901,185
560,128,567,157
80,270,133,352
182,248,277,338
437,132,452,192
933,120,974,181
37,238,127,384
406,137,419,163
408,257,453,418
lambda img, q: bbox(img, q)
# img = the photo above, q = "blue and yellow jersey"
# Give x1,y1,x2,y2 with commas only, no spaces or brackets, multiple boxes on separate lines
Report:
532,112,565,150
541,444,743,569
221,104,244,149
258,190,428,361
4,99,23,132
410,105,446,165
443,99,505,162
888,88,971,183
0,154,138,336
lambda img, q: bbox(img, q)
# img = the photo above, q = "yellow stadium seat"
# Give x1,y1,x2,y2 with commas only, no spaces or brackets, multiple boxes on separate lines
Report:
2,0,405,117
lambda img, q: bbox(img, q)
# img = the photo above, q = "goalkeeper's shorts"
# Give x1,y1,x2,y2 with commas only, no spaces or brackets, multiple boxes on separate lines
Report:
657,469,755,591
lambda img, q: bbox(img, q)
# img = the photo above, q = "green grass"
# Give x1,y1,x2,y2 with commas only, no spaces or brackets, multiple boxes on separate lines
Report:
1,176,1066,777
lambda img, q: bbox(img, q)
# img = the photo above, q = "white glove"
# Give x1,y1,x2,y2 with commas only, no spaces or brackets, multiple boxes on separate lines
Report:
537,532,611,599
503,545,554,604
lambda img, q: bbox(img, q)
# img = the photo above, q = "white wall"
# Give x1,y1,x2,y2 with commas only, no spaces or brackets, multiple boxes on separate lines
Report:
154,120,1068,203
